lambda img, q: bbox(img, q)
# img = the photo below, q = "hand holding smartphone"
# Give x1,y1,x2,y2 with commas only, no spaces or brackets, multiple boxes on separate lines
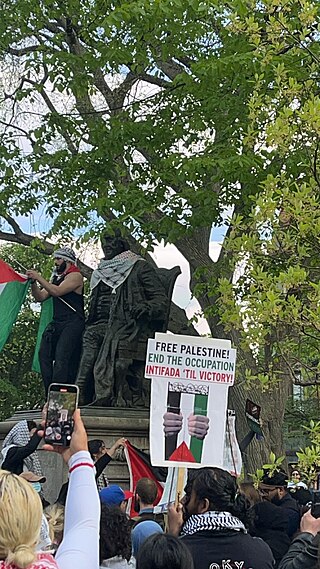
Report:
45,384,79,447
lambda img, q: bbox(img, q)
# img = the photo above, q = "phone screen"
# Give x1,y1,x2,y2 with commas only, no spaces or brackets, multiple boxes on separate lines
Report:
45,384,79,446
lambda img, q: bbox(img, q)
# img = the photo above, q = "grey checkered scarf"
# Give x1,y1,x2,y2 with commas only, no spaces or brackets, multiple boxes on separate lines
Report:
180,511,246,536
1,420,43,476
97,472,109,492
90,251,143,293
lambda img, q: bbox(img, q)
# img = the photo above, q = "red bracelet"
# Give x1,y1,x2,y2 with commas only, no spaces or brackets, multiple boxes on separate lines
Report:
69,462,94,474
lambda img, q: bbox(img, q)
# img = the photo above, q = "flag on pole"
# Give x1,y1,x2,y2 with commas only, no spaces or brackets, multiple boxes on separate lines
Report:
0,259,30,351
124,441,167,517
32,297,53,373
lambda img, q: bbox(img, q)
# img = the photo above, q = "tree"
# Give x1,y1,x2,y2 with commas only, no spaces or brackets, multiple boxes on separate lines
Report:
0,244,54,418
1,0,320,470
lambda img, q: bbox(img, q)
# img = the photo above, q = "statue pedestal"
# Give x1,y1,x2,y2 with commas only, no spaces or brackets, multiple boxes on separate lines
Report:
0,407,149,504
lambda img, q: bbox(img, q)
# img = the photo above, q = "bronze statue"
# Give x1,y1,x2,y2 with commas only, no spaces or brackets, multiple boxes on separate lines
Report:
76,235,180,407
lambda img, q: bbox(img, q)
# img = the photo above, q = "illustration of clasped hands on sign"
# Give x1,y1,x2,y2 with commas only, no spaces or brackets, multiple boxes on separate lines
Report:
162,382,210,463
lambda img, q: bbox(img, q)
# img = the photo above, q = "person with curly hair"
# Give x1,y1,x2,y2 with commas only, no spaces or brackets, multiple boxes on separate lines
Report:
99,505,135,569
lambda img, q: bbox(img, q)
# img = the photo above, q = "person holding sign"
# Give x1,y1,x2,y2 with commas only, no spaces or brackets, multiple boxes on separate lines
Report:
168,467,274,569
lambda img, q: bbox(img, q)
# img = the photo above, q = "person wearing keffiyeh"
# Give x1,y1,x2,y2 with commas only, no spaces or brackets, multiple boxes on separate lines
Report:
168,467,275,569
1,420,43,477
76,233,168,407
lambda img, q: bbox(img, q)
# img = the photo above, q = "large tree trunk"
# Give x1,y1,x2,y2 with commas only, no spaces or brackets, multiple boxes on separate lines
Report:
228,366,292,474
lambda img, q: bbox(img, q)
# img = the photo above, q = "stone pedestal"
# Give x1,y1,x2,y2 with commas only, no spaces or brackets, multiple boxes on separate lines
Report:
0,407,149,504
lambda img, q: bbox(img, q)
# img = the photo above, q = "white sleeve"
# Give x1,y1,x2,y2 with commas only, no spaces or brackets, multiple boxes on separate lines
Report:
55,450,100,569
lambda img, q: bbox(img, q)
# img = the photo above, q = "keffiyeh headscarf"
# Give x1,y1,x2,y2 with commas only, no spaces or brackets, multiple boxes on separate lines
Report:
180,511,247,537
90,251,143,293
1,420,43,476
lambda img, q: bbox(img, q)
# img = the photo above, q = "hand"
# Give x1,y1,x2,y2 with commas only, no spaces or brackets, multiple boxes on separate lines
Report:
188,414,210,440
163,412,183,436
41,409,88,464
131,303,150,321
300,509,320,536
114,437,127,449
168,503,184,536
26,269,41,281
108,437,127,458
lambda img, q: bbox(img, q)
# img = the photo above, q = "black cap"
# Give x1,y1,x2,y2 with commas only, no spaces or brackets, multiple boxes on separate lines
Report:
261,469,288,487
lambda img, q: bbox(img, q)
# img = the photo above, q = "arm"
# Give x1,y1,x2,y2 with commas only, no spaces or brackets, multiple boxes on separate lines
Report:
55,451,100,569
94,452,112,479
95,438,126,479
43,410,100,569
30,281,50,302
2,429,42,471
278,533,319,569
132,263,168,321
26,271,83,297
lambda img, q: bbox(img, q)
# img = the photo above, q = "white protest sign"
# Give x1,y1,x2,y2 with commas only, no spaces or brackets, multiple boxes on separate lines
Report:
147,333,237,468
154,410,242,513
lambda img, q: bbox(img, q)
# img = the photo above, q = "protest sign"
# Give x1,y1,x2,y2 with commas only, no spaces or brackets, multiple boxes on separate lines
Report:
224,410,242,477
147,333,237,468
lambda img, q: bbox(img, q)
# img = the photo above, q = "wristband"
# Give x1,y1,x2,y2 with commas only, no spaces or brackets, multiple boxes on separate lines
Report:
69,462,94,474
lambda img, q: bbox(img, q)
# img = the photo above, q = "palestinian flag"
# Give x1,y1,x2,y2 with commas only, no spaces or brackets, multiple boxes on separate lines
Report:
0,259,30,351
32,297,53,373
124,441,167,517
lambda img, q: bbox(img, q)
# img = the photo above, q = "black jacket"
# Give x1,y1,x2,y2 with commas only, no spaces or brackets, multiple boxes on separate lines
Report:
278,532,320,569
276,493,301,537
181,529,275,569
253,501,291,567
1,429,42,475
56,450,112,505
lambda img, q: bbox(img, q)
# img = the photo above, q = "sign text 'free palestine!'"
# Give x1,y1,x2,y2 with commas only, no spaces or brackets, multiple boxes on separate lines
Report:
145,338,236,385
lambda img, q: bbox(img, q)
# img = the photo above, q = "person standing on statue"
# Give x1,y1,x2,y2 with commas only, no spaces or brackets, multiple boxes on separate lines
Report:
27,247,85,394
76,234,168,407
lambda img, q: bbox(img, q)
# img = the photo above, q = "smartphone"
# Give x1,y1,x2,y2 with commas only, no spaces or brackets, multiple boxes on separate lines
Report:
45,384,79,447
312,491,320,518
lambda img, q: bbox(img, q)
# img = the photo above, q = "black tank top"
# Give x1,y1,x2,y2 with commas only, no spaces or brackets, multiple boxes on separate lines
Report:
52,272,84,321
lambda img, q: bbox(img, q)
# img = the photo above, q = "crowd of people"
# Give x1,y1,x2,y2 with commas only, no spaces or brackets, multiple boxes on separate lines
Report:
1,408,320,569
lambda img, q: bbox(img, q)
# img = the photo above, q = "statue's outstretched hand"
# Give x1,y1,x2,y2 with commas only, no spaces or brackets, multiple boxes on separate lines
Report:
131,302,150,321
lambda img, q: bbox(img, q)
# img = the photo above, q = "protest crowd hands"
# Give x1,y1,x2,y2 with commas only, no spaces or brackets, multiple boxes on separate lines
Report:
41,409,88,464
163,412,183,436
168,502,184,537
187,414,210,440
300,509,320,536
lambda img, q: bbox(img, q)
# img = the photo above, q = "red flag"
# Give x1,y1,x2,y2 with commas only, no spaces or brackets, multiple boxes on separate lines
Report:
124,441,166,517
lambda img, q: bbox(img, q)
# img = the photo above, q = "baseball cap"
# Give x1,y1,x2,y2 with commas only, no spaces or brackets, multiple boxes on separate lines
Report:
20,472,46,484
99,485,134,506
261,469,288,487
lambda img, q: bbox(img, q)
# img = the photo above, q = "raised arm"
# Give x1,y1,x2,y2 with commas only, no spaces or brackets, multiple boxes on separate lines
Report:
26,270,83,297
30,281,50,302
44,410,100,569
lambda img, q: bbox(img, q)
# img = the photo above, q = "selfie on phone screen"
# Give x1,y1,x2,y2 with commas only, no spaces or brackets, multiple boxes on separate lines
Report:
45,384,78,446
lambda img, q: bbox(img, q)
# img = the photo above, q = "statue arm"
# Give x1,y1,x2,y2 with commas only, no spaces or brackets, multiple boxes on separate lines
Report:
137,262,168,319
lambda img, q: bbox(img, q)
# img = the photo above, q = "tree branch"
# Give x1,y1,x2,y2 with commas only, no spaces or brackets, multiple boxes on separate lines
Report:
7,45,41,56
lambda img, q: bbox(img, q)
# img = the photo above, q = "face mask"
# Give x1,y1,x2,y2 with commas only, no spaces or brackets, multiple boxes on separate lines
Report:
31,482,42,493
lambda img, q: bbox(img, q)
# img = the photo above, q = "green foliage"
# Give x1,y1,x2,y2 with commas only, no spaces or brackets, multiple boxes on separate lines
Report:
0,244,47,418
250,452,285,488
296,421,320,486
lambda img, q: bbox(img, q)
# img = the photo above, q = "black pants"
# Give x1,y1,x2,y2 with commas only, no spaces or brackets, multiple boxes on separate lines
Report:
39,317,85,395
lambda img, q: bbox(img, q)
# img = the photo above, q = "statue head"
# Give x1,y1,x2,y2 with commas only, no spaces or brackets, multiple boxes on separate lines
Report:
101,230,130,260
